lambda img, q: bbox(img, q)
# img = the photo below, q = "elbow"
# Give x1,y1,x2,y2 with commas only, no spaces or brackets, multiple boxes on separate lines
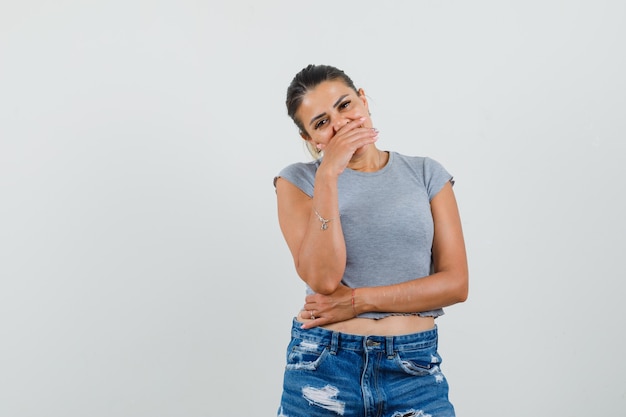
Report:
303,275,341,295
456,286,469,304
310,281,341,295
444,268,468,305
296,266,343,295
454,271,469,303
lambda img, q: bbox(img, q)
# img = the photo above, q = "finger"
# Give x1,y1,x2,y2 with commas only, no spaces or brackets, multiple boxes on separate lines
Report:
337,123,377,140
328,128,378,152
303,303,320,314
301,317,324,329
342,126,378,140
339,117,367,132
340,128,379,149
300,306,318,318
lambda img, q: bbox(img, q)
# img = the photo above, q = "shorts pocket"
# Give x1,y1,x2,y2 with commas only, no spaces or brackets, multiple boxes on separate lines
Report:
394,347,442,377
285,338,330,371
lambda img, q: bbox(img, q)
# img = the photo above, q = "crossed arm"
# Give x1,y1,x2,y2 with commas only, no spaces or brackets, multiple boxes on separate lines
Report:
275,174,468,328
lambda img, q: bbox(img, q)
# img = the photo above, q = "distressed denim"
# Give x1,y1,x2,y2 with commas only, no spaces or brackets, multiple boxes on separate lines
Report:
277,319,455,417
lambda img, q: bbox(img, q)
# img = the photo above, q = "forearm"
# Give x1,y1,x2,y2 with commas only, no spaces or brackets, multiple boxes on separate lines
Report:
353,270,469,315
296,171,346,294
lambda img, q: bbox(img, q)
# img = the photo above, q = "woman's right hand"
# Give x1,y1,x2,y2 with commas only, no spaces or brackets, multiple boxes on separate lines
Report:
317,117,379,176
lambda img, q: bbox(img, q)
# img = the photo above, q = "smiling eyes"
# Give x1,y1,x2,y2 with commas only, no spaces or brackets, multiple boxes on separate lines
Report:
314,100,352,130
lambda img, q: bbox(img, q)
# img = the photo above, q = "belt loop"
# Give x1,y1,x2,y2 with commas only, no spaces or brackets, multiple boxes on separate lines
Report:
386,336,394,358
330,331,339,355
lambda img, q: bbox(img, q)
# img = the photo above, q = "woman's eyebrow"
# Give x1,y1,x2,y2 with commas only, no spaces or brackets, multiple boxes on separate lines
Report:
309,94,350,126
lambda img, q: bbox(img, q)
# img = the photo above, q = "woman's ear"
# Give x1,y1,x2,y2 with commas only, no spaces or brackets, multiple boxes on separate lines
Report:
301,132,322,151
358,88,368,109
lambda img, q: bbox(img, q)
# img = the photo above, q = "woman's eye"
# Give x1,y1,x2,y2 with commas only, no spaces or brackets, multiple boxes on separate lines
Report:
340,101,351,109
314,119,328,129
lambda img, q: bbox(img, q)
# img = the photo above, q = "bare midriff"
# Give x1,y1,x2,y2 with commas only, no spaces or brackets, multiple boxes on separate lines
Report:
296,311,435,336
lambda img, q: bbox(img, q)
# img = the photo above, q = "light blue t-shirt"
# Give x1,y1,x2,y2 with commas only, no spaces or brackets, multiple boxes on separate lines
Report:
275,151,453,319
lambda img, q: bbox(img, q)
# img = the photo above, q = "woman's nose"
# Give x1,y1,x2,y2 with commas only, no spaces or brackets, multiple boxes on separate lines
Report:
333,118,351,132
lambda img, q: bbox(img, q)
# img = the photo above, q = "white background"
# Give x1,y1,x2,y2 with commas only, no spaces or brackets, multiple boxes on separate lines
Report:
1,1,625,416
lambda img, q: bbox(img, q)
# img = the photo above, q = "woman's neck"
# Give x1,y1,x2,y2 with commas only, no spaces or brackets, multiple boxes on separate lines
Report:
347,147,388,172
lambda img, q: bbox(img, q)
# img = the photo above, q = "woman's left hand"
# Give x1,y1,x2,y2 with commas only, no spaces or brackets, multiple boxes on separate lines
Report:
300,284,355,329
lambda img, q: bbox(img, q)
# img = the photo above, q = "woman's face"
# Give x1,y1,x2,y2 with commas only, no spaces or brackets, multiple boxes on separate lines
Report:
295,80,371,148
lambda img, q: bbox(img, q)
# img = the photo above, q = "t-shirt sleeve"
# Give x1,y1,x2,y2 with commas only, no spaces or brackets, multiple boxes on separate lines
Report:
423,157,454,201
273,162,316,198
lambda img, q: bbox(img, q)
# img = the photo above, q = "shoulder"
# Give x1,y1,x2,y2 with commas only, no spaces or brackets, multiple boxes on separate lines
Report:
390,152,453,199
273,159,321,197
278,160,320,178
391,152,447,175
392,152,441,168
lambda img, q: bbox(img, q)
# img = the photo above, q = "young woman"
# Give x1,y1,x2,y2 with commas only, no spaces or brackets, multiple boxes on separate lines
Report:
274,64,468,417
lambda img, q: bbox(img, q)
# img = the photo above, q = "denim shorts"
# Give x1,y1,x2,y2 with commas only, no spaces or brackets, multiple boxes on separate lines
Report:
277,319,455,417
